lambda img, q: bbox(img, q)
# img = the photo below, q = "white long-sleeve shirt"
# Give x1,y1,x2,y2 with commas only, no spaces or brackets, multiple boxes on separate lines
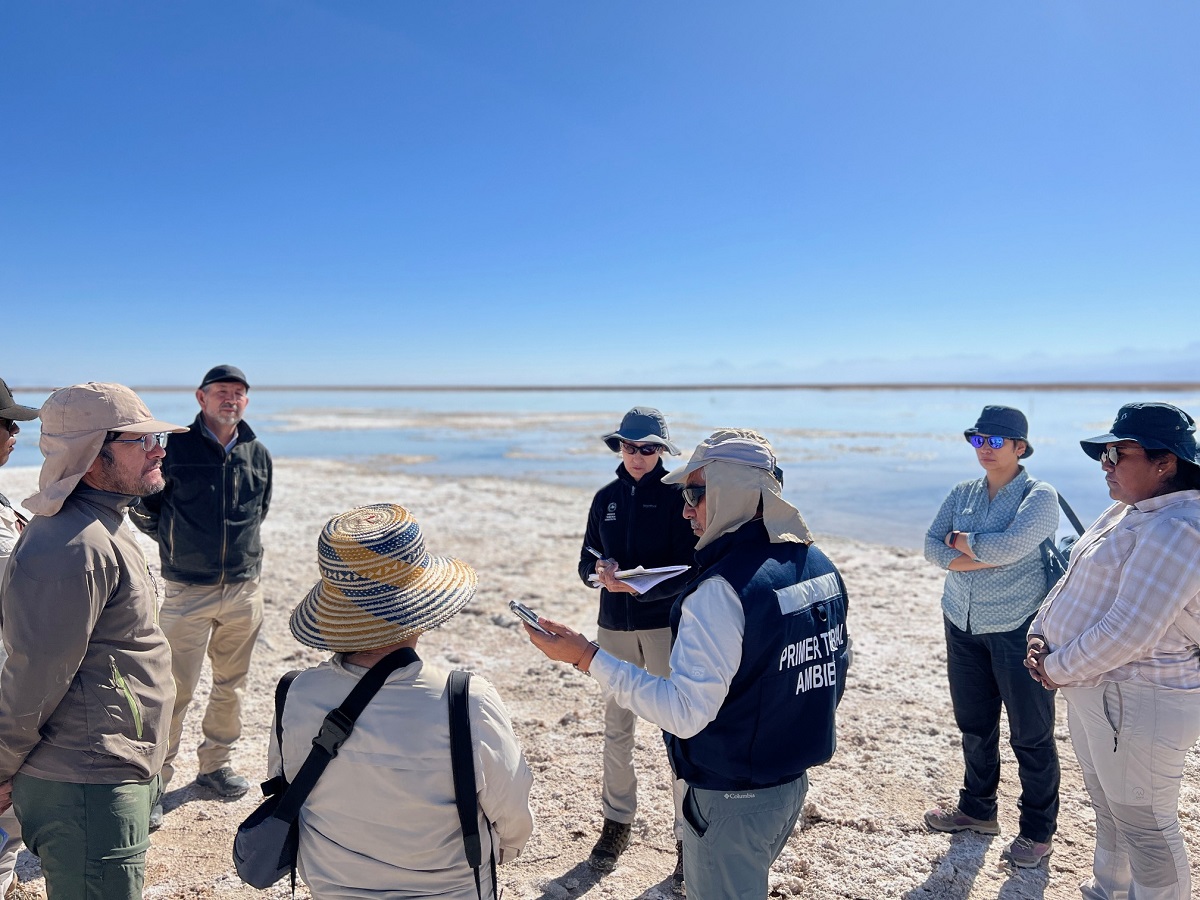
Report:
1031,490,1200,689
590,575,744,739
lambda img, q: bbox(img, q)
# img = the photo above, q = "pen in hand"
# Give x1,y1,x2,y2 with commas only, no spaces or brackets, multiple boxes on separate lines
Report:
586,546,603,559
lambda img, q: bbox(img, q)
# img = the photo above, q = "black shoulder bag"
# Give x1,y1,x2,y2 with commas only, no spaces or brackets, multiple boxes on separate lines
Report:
1021,480,1086,597
232,646,419,889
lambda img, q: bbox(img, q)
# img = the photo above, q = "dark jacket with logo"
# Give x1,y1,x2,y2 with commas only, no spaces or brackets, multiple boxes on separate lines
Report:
666,520,850,790
577,461,697,631
131,414,272,585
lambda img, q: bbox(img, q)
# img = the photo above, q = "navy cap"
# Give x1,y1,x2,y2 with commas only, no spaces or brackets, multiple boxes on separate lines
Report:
1080,402,1199,465
964,405,1033,459
0,377,40,421
199,365,250,390
601,407,680,455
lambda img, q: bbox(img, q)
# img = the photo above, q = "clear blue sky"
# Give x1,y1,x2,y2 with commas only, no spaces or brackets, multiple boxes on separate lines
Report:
2,2,1197,387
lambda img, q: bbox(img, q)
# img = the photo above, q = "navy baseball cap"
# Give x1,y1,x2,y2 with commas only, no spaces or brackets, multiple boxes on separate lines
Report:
1080,402,1199,465
199,365,250,390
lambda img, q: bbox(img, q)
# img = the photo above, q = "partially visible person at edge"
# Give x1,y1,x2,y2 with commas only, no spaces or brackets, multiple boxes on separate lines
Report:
576,407,697,878
0,377,41,898
270,503,533,899
527,429,850,900
130,364,273,828
922,405,1061,869
0,383,187,899
1026,402,1200,900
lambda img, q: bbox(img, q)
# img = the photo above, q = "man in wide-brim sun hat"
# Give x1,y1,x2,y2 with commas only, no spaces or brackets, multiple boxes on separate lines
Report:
269,503,534,900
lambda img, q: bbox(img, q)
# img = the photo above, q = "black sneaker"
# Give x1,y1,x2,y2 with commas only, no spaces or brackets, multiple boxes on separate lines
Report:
148,801,164,833
588,818,631,873
196,766,251,798
672,840,684,888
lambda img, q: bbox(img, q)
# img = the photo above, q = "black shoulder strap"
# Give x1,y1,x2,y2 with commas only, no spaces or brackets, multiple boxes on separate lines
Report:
449,670,495,900
1022,478,1086,537
273,646,419,822
274,670,301,751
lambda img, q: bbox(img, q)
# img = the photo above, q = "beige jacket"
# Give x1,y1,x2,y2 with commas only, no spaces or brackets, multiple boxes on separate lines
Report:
0,496,24,669
268,655,534,900
0,486,174,783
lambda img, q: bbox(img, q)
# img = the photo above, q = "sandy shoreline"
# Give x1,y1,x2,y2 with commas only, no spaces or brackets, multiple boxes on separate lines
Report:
1,458,1197,899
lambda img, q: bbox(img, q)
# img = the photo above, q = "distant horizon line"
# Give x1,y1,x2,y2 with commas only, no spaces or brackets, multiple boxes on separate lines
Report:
11,381,1200,393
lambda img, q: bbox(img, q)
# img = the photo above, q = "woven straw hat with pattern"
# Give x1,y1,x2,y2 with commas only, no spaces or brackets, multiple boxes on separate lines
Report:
290,504,478,653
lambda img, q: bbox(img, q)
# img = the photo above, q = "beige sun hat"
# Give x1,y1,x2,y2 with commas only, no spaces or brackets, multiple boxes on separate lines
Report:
290,504,479,653
24,382,188,517
663,428,812,550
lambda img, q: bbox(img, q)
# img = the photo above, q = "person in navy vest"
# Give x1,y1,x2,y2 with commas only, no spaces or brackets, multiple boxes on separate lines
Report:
524,429,850,899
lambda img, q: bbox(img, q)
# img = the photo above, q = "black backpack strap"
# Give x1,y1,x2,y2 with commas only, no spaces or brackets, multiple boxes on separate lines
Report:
449,670,494,900
1058,494,1086,536
273,646,419,823
259,670,302,797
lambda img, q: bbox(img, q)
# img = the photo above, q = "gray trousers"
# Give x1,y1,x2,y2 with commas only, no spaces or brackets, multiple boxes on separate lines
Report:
596,626,685,838
681,774,808,900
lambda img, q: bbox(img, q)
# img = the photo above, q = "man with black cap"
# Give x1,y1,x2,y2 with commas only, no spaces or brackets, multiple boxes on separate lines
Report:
0,376,41,897
130,365,273,822
0,382,187,898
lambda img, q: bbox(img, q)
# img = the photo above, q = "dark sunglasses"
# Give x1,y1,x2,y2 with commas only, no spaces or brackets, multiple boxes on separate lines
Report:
0,418,15,434
967,435,1007,450
680,485,706,507
620,441,661,456
105,432,170,452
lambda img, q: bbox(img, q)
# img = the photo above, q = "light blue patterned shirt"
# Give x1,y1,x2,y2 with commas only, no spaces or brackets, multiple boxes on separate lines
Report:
925,468,1059,634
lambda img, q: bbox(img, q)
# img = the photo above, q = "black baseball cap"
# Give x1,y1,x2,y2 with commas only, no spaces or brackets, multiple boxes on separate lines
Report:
1080,402,1200,466
199,365,250,390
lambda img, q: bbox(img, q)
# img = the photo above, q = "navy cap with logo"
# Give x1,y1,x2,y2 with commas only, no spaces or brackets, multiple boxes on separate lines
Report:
1080,402,1200,466
199,364,250,390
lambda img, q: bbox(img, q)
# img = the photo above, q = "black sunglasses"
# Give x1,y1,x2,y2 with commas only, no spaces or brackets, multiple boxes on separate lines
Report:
0,418,15,434
967,435,1007,450
680,485,706,507
620,441,661,457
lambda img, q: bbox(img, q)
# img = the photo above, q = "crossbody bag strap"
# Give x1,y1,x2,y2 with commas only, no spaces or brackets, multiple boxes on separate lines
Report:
449,670,495,900
258,670,303,797
273,646,420,823
1057,494,1086,536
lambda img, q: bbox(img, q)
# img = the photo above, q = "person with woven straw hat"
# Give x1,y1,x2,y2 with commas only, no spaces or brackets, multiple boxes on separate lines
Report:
922,404,1062,869
527,429,850,900
0,375,41,898
1026,402,1200,900
578,406,696,877
0,382,187,899
270,503,533,899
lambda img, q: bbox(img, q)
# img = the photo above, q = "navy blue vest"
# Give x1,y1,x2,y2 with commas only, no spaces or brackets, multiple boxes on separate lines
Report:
666,520,849,790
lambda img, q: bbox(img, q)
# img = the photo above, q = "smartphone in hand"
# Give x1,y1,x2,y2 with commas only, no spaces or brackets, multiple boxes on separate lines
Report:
509,600,551,634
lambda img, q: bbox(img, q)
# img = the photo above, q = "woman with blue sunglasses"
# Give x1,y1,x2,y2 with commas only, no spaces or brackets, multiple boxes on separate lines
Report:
922,405,1061,868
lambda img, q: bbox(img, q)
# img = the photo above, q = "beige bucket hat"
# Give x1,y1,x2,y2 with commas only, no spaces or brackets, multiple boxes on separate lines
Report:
24,382,188,517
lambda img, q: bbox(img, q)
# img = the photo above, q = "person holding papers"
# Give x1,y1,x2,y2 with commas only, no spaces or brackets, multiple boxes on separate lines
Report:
577,407,697,879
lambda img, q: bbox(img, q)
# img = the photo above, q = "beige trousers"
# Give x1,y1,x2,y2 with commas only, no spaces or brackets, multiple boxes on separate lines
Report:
159,578,264,783
596,626,685,839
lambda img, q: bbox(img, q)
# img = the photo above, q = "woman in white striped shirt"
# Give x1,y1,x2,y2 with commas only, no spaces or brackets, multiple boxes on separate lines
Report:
1028,401,1200,900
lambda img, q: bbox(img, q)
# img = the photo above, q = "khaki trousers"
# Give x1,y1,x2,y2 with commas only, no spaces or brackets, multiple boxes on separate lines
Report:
596,626,685,839
159,578,264,782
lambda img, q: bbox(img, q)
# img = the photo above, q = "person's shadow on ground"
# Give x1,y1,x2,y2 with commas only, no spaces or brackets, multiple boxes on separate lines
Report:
528,858,681,899
902,832,1051,900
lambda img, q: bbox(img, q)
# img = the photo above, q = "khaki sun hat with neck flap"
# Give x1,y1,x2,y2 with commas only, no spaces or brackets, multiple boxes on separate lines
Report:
24,382,188,517
663,428,812,551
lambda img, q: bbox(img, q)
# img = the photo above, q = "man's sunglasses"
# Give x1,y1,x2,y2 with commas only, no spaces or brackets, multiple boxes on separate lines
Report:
105,432,170,452
967,435,1007,450
620,441,661,456
680,485,706,507
0,418,15,434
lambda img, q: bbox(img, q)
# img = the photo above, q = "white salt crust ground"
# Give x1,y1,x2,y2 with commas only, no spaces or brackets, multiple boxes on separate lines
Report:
1,459,1198,900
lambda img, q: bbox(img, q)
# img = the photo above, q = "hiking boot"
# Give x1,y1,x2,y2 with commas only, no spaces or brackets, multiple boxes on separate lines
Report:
196,766,251,798
923,805,1000,835
1004,835,1053,868
148,801,164,833
588,818,631,873
672,840,684,888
